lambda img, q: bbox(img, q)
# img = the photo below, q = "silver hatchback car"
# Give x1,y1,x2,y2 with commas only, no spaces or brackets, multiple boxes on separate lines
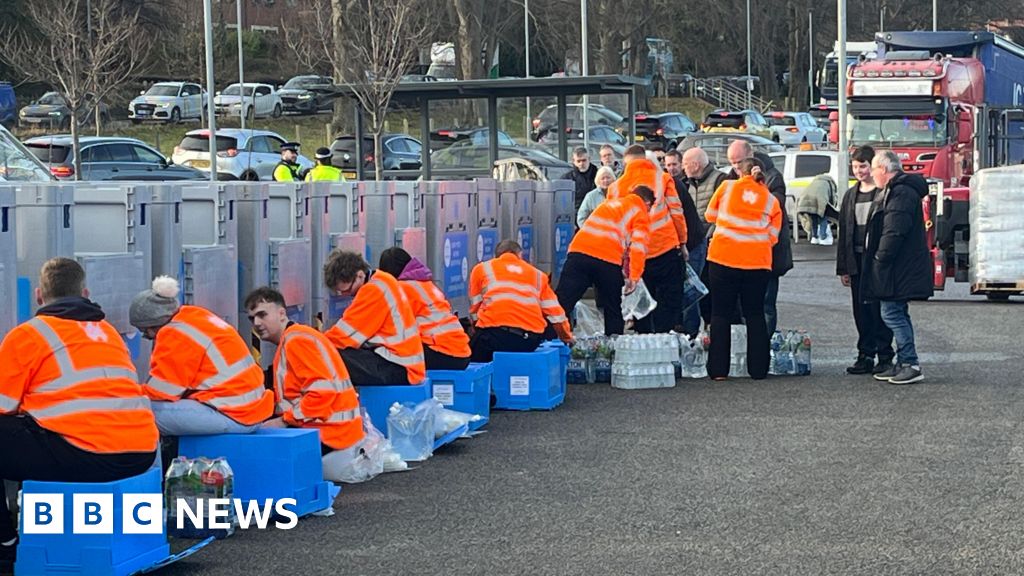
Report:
171,128,313,181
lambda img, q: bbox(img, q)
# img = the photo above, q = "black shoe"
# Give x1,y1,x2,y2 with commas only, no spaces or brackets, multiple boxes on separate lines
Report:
872,358,895,376
846,356,874,375
889,365,924,385
0,538,17,575
873,362,901,382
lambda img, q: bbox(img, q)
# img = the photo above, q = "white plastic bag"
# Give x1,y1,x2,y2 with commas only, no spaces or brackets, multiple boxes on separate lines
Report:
621,279,657,321
387,401,435,462
573,300,605,337
322,408,406,483
424,398,479,438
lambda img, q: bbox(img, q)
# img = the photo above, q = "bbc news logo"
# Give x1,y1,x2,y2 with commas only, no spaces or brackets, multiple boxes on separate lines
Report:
22,494,299,534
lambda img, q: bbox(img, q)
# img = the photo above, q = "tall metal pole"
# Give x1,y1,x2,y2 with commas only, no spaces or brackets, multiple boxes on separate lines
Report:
525,0,531,146
880,6,884,32
932,0,937,31
237,0,246,130
203,0,218,182
581,0,589,152
746,0,752,109
837,0,848,172
808,12,814,108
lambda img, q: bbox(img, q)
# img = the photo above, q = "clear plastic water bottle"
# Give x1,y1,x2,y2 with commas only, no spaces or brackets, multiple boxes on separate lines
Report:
795,331,812,375
165,457,192,539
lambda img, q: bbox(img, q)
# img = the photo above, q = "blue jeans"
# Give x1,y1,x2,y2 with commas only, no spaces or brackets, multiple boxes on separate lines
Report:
764,275,779,335
681,238,709,335
880,300,919,366
810,214,829,239
151,399,261,436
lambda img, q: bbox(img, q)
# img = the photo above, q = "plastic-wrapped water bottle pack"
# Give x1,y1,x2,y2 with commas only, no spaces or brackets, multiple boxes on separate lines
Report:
611,334,679,389
769,330,812,376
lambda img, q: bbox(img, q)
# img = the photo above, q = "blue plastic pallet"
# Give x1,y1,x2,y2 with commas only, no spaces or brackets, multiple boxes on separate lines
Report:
178,428,333,519
427,363,492,431
433,422,470,451
17,468,171,576
355,379,432,437
539,341,570,391
492,347,564,410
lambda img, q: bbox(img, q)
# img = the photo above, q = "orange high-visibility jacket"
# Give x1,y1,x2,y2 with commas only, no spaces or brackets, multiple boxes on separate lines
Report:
144,305,273,426
706,176,783,270
399,280,471,359
468,252,572,338
274,323,365,451
607,158,687,258
0,315,158,454
567,193,651,281
326,270,426,384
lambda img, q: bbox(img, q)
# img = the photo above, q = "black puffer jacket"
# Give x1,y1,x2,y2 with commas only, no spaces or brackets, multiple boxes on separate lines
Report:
561,164,598,213
860,172,934,302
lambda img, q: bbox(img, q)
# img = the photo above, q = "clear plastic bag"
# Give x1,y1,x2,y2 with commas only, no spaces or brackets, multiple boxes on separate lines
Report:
573,300,605,337
425,399,478,438
621,279,658,321
681,262,708,313
387,401,435,462
322,408,406,483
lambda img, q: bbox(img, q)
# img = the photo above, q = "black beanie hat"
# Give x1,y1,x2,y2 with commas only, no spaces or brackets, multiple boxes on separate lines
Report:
378,246,412,277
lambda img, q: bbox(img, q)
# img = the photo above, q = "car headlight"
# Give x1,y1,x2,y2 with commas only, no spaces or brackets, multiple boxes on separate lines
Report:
298,94,313,100
159,103,170,108
19,109,25,117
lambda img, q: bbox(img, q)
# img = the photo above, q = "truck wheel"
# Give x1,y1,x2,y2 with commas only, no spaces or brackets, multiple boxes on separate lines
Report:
985,292,1012,301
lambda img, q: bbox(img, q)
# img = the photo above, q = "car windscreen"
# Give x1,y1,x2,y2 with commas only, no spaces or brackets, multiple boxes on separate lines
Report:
37,93,65,106
179,135,237,152
146,85,180,97
25,143,70,163
767,116,797,126
704,114,745,128
284,77,319,89
3,133,57,181
222,85,256,97
635,118,661,132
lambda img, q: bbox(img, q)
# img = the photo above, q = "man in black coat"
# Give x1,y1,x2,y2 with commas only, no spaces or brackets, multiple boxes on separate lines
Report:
836,145,895,375
561,146,598,214
861,149,933,385
726,140,793,335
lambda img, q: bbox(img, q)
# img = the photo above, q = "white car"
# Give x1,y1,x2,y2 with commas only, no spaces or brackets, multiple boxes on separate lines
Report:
128,82,207,124
213,83,282,120
769,150,854,242
171,128,313,181
766,112,828,146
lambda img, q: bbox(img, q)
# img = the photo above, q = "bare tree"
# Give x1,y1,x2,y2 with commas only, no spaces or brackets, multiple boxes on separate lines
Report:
0,0,149,178
340,0,434,180
280,0,335,74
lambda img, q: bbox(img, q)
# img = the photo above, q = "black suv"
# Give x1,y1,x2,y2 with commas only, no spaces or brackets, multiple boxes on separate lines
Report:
633,112,696,149
278,75,335,115
330,134,423,179
24,136,206,181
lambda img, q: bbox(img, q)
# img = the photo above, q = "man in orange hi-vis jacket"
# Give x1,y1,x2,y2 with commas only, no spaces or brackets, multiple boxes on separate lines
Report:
245,287,365,456
468,240,573,362
0,258,158,568
323,250,426,386
607,145,688,333
555,185,654,336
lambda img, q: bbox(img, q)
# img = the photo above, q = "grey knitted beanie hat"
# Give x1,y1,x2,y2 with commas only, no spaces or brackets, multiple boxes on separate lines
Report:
129,275,181,329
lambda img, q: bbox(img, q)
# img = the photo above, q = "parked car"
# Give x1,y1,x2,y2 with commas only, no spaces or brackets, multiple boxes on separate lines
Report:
768,150,854,242
765,111,827,145
530,103,626,142
0,82,16,128
808,104,838,130
128,82,207,124
536,125,627,160
633,112,697,149
171,128,313,181
432,142,571,180
700,109,772,139
277,75,334,115
19,92,109,129
676,132,784,169
0,124,54,181
24,135,206,181
213,83,282,120
330,134,422,179
428,128,517,151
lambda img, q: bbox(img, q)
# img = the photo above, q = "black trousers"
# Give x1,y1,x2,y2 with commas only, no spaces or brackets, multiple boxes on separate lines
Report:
470,327,544,363
339,347,411,386
635,250,684,334
0,415,155,541
555,252,625,336
850,273,895,361
707,262,771,379
424,346,471,371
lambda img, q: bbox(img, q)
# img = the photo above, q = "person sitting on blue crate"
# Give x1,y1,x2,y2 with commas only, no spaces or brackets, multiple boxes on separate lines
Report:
244,287,366,457
467,240,574,362
0,258,159,571
324,249,427,386
129,276,274,437
377,247,472,371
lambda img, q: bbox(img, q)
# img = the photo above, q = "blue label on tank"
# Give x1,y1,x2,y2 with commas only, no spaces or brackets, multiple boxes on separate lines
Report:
328,295,353,321
517,226,533,262
477,228,498,262
443,232,469,299
286,304,308,325
122,330,142,361
555,222,573,277
17,277,31,323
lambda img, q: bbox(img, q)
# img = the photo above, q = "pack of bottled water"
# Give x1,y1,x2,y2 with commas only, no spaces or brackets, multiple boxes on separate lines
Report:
611,334,679,389
165,456,236,539
769,330,812,376
728,325,748,378
568,336,615,383
969,166,1024,286
677,332,709,378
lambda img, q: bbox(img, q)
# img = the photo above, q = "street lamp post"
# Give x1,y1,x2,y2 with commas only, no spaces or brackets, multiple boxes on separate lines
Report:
808,12,814,108
203,0,218,182
581,0,589,152
746,0,752,109
525,0,530,145
237,0,246,130
837,0,848,179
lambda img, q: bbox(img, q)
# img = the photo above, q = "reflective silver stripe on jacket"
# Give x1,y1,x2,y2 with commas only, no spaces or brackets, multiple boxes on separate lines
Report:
145,376,186,398
277,328,354,416
369,277,418,342
408,281,461,328
375,346,425,368
332,318,371,346
26,318,139,394
162,321,258,391
31,396,151,419
0,394,20,412
714,226,772,243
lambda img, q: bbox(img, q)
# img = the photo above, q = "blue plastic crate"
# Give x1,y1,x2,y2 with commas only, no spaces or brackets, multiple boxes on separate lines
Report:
17,468,171,576
540,341,570,391
178,428,332,518
355,379,432,437
492,347,564,410
427,363,492,432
